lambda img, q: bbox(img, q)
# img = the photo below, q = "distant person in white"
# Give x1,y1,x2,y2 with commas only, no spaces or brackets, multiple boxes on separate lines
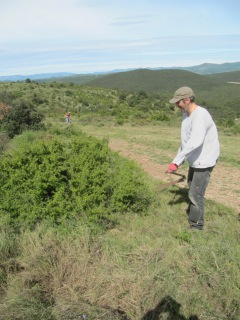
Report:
168,87,220,231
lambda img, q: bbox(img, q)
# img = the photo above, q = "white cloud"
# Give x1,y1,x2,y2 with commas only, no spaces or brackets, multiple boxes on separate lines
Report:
0,0,114,42
0,0,240,75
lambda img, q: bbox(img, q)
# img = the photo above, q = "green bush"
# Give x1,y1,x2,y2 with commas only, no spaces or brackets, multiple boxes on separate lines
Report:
150,111,170,122
1,99,45,138
217,118,240,135
0,133,151,228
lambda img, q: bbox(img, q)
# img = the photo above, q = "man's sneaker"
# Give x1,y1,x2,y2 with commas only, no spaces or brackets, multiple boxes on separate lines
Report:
189,226,203,231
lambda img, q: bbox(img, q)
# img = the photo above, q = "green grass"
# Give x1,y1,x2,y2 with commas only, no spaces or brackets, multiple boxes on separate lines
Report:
0,121,239,319
218,131,240,166
79,123,240,168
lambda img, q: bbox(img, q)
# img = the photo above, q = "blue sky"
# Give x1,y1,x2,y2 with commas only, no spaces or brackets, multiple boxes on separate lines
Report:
1,0,240,76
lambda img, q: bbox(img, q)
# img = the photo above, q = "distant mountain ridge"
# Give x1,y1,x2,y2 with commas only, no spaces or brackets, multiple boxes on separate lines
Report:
0,61,240,82
0,72,75,82
147,62,240,75
181,62,240,75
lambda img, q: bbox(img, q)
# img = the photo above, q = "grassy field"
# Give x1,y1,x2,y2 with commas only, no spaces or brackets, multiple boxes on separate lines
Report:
78,122,240,210
0,120,239,319
78,122,240,167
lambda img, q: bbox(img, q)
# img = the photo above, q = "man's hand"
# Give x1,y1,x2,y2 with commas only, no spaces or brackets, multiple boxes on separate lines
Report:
167,163,178,173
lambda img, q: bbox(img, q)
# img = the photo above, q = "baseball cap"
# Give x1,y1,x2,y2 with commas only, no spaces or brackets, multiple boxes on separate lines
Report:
169,87,195,103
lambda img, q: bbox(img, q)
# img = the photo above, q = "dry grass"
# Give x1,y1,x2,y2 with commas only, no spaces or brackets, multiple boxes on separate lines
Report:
1,191,239,319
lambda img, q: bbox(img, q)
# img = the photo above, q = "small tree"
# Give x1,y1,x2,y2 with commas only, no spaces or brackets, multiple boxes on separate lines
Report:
1,99,45,138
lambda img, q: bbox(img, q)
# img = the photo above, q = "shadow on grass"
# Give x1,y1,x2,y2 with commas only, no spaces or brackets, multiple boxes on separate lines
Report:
142,295,199,320
168,187,189,206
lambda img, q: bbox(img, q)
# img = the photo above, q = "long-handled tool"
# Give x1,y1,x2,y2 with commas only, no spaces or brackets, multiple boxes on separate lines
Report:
158,171,186,189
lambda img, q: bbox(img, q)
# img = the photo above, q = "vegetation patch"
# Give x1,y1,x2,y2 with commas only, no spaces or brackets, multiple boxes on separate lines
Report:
0,98,44,138
0,130,151,228
0,75,239,319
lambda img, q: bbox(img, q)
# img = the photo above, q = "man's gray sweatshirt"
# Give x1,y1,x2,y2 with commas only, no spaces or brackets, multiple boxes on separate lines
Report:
173,106,220,168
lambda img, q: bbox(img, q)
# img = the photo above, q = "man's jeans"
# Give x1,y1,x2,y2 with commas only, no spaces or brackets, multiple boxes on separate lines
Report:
187,166,214,229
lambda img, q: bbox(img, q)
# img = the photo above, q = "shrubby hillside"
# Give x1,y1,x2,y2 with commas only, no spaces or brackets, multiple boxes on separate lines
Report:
84,69,240,120
33,68,240,121
0,75,239,133
85,69,220,92
0,78,239,319
0,80,177,131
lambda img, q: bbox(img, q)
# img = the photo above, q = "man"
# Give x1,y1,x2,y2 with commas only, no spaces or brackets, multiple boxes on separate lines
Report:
65,112,71,123
168,87,220,230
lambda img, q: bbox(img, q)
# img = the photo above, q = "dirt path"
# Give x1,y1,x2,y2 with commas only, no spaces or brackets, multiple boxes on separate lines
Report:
108,139,240,212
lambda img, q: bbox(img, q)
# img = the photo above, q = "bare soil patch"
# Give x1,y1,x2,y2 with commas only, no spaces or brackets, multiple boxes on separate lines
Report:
109,139,240,211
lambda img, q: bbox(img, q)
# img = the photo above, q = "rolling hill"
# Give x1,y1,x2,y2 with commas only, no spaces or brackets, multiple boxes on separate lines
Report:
1,66,239,120
1,61,240,83
206,70,240,83
82,68,240,120
37,61,240,84
85,69,221,94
